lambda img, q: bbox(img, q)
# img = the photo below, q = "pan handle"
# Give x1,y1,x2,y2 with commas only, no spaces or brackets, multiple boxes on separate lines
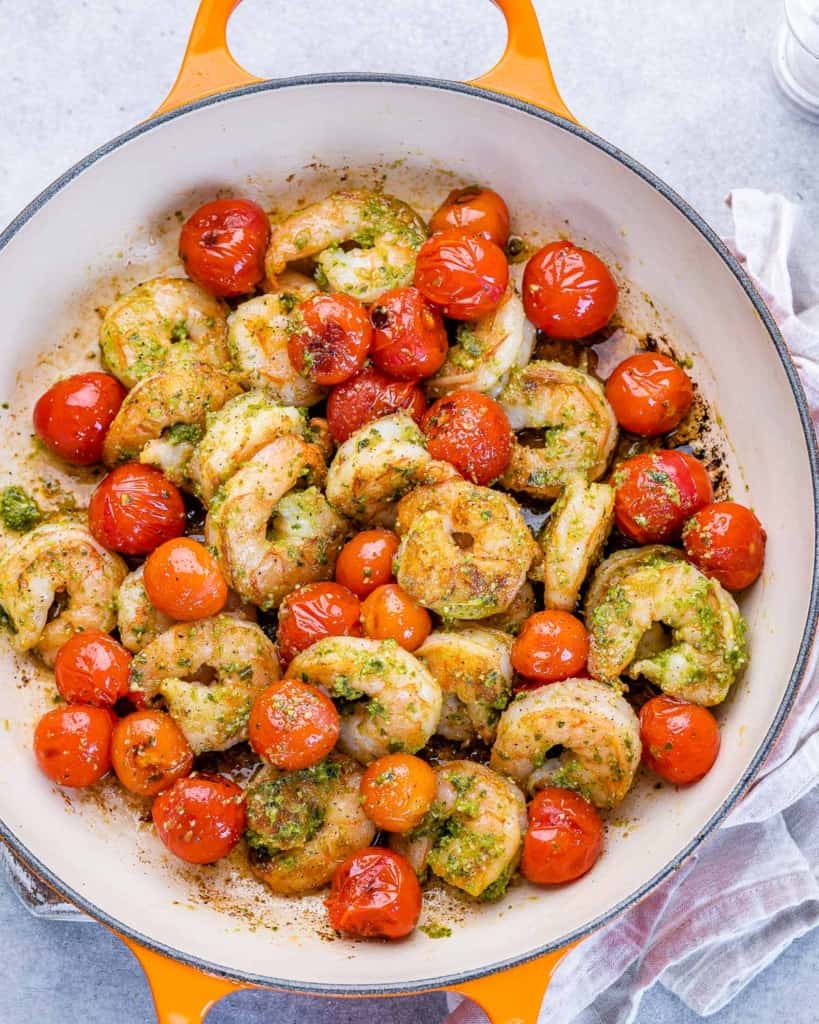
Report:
152,0,575,121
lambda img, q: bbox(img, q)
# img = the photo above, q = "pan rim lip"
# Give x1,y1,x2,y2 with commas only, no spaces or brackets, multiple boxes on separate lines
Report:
1,71,817,997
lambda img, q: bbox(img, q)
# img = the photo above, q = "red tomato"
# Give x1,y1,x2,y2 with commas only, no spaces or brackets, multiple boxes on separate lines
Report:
335,529,400,597
429,186,511,247
111,710,193,796
360,754,436,832
152,774,245,864
414,230,508,321
33,372,126,466
287,293,372,385
370,286,448,379
54,630,131,707
249,679,340,770
523,241,618,339
422,390,512,484
639,696,720,785
276,582,362,663
326,367,427,443
33,705,114,788
88,464,186,555
326,847,422,939
179,198,270,297
683,502,767,591
143,537,227,620
521,787,603,884
361,583,431,652
511,611,589,685
605,352,694,436
613,450,713,544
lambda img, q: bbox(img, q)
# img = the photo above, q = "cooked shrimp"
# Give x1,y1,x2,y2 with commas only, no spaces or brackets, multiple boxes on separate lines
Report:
479,580,536,635
583,545,684,619
0,520,126,665
265,190,427,303
588,559,748,705
205,434,345,610
391,761,526,899
99,277,229,388
498,360,619,499
129,615,279,754
285,636,442,763
490,678,641,809
394,479,539,619
246,754,375,895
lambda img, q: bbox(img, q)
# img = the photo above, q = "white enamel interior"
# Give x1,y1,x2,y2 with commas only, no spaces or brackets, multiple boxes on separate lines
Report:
0,80,815,992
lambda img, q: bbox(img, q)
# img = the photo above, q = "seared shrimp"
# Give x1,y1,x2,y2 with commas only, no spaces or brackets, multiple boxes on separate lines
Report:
394,479,539,619
391,761,526,899
99,277,229,388
479,580,536,635
246,754,375,895
285,636,442,763
0,520,126,665
130,616,279,753
498,361,619,499
588,560,747,705
584,545,683,619
490,678,641,808
265,190,427,303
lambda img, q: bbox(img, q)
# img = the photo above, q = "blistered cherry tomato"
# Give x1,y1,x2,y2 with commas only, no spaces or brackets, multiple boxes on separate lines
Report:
326,367,427,444
429,186,510,247
249,679,340,770
422,390,512,485
639,696,720,785
606,352,693,436
511,611,589,685
88,463,186,555
521,787,603,884
33,705,114,788
54,630,131,707
370,286,448,379
613,450,713,544
682,501,766,591
361,583,431,652
287,293,372,385
33,372,126,466
360,753,436,832
523,241,618,339
414,230,508,321
276,581,362,663
326,847,422,939
179,198,270,297
152,774,245,864
143,537,227,621
111,710,193,796
335,529,399,597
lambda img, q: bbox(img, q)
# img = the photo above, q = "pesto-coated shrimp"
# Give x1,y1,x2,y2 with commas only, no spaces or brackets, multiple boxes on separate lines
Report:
479,580,537,635
583,545,684,619
490,678,641,809
130,615,279,754
265,190,427,303
0,520,126,665
99,277,229,388
285,636,442,763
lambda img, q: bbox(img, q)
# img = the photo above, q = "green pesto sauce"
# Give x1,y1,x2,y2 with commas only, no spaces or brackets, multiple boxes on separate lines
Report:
0,486,42,532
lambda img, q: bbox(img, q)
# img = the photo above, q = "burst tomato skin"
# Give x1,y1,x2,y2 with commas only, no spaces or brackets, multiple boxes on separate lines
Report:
606,352,694,436
422,390,512,485
88,463,186,555
152,774,245,864
613,450,713,544
521,787,603,885
33,705,115,788
249,679,340,771
326,367,427,444
54,630,131,707
414,230,509,321
335,529,400,597
682,502,766,591
326,847,422,939
33,372,126,465
523,241,618,339
639,696,720,785
370,287,448,380
276,582,362,663
361,583,431,652
511,611,589,685
287,293,372,385
143,537,227,620
179,198,270,297
111,709,194,796
360,753,436,833
429,186,511,247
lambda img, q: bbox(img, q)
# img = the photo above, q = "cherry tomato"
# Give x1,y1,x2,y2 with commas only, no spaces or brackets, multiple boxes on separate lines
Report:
33,705,114,788
143,537,227,621
276,582,362,663
521,787,603,884
326,847,422,939
370,286,448,380
335,529,400,597
249,679,340,770
429,186,510,247
88,463,186,555
179,198,270,297
523,241,618,339
287,293,372,385
54,630,131,707
639,696,720,785
326,367,427,444
152,774,245,864
360,753,436,832
422,390,512,485
414,230,508,321
606,352,694,436
613,450,713,544
682,501,766,591
111,709,193,796
33,372,126,466
361,583,431,652
511,611,589,685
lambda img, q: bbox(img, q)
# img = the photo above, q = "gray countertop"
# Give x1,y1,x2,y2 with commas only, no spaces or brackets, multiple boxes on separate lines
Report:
1,1,818,1020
